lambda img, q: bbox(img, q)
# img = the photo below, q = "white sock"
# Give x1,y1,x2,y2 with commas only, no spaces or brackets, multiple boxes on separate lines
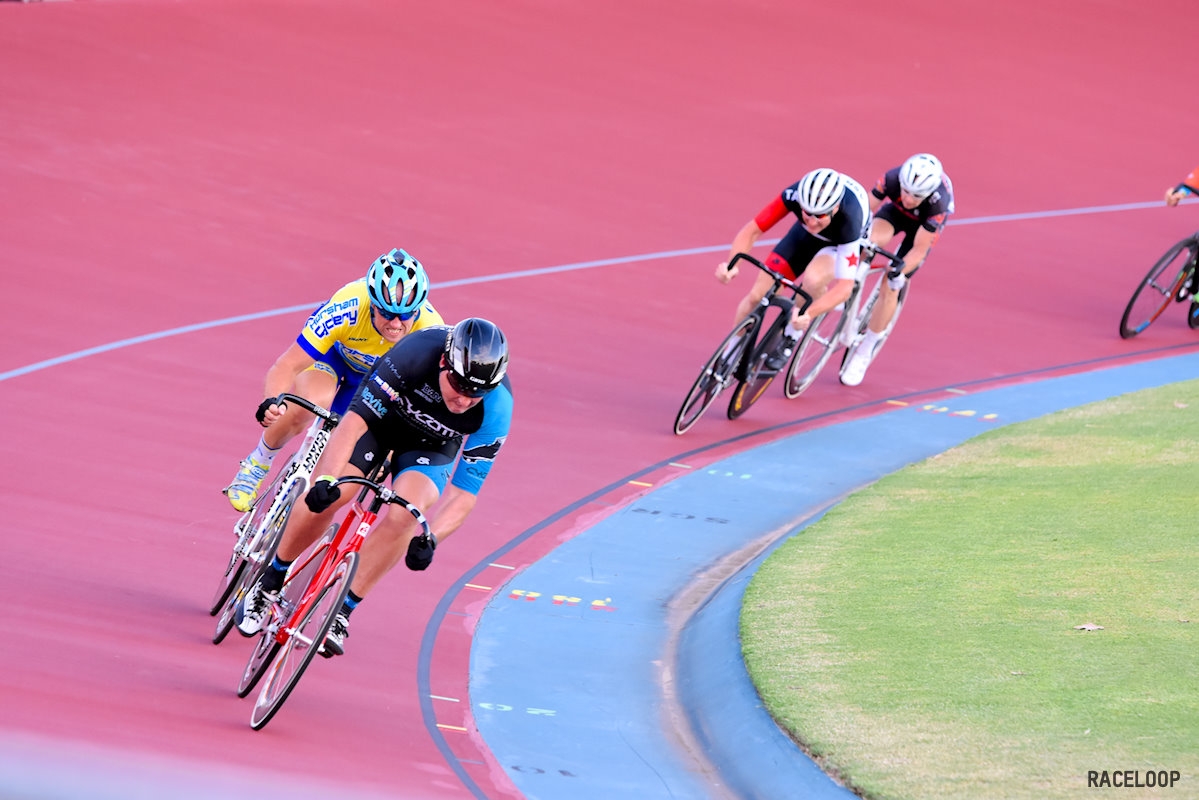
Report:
860,328,883,351
783,321,802,340
249,434,280,466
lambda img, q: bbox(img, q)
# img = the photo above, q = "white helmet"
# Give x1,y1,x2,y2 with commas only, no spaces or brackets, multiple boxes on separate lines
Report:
796,168,847,216
899,153,943,198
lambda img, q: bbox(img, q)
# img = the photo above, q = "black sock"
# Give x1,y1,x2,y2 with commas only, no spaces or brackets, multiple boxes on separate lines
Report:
260,556,292,593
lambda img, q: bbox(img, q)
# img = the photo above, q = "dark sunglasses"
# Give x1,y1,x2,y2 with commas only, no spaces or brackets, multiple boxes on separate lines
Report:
373,304,417,322
802,209,830,220
443,366,489,398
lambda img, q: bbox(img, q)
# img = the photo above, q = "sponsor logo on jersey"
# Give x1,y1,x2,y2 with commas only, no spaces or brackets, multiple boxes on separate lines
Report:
397,395,461,439
415,382,441,404
371,374,400,402
462,436,505,463
307,297,361,338
416,456,430,465
359,386,388,419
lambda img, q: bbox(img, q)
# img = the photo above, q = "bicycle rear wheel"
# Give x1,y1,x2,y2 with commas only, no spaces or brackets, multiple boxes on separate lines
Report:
209,454,298,616
673,316,756,435
250,551,358,730
214,480,304,645
784,304,850,399
1119,238,1198,339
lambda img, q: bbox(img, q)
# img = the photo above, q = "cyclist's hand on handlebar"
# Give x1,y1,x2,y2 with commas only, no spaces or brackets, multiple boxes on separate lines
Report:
715,261,738,284
255,396,287,427
405,532,436,571
304,476,342,513
790,308,813,331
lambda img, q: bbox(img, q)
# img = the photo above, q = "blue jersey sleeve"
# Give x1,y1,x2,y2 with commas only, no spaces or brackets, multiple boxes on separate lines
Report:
450,382,514,495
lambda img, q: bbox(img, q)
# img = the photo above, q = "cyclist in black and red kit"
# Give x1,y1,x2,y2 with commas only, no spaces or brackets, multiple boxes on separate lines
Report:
236,318,513,657
716,167,873,369
840,153,955,386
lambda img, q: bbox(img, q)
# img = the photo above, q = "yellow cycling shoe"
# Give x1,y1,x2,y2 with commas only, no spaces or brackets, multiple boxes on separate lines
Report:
225,457,270,512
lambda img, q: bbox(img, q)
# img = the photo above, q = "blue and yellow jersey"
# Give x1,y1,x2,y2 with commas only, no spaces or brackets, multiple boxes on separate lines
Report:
297,279,444,377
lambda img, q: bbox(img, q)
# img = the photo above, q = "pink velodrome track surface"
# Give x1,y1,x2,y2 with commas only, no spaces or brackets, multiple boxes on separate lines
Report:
2,1,1197,798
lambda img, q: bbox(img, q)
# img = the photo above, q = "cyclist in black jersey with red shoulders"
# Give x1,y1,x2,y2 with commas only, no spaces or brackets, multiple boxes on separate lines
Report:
841,153,955,386
716,167,873,369
236,318,513,656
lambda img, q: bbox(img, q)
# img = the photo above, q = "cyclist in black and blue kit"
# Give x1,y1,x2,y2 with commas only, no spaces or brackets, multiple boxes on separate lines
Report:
236,318,513,656
716,167,872,369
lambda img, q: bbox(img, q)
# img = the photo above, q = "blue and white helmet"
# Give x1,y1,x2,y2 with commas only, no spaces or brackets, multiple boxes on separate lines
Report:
366,248,429,317
899,153,943,198
796,168,847,216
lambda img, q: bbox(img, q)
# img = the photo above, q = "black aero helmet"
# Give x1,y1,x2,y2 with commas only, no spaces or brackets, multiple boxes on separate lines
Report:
444,318,509,397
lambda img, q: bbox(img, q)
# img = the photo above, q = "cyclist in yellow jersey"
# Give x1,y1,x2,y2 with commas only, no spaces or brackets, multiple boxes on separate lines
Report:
225,249,444,511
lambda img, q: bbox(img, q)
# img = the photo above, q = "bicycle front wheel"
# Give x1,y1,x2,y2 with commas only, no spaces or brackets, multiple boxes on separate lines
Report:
673,316,756,435
1119,238,1198,339
727,323,781,420
250,551,358,730
214,480,304,645
784,304,850,399
209,454,299,616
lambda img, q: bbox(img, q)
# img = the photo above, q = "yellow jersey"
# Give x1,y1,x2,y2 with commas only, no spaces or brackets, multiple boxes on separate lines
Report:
297,279,444,376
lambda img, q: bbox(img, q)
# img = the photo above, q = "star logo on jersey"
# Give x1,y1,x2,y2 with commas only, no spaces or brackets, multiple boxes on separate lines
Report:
847,252,859,267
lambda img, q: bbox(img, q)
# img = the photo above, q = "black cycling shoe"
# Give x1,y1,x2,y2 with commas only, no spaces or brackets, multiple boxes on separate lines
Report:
764,337,796,371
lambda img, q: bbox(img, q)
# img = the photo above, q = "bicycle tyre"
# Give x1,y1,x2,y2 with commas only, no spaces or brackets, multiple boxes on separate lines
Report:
1190,301,1199,330
208,454,299,616
214,479,304,645
784,301,852,399
726,319,782,420
1119,238,1198,339
673,316,756,435
249,551,358,730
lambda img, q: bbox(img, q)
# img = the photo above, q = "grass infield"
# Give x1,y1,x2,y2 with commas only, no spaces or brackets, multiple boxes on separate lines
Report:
740,380,1198,799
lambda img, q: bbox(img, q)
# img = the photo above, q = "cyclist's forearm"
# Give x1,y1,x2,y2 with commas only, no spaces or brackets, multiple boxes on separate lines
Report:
429,484,477,544
727,220,763,261
808,279,854,318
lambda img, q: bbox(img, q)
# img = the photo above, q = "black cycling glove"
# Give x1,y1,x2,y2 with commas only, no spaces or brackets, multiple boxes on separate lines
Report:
305,477,341,513
255,396,280,424
405,533,437,571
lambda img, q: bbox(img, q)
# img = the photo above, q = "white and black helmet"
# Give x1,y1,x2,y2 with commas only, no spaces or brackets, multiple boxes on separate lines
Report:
899,153,943,198
796,168,847,216
444,318,508,398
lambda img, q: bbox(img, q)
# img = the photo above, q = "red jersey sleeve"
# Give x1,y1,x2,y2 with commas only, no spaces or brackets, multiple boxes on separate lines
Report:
753,195,789,232
1183,167,1199,192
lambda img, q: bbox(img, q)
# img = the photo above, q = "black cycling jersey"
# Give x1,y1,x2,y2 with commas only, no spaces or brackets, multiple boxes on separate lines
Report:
780,181,869,245
347,326,514,492
871,167,955,233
